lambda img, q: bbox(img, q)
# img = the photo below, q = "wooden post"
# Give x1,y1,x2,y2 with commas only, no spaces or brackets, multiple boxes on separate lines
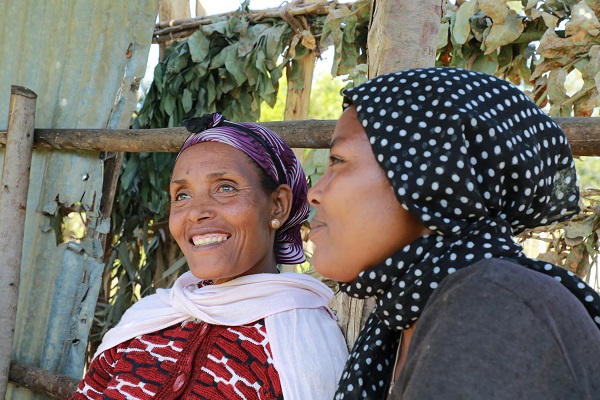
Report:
367,0,442,76
195,0,206,16
0,86,37,398
284,57,315,167
283,44,316,122
283,0,319,164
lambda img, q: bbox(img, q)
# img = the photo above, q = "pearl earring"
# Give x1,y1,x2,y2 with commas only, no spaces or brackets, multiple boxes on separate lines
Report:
270,219,281,229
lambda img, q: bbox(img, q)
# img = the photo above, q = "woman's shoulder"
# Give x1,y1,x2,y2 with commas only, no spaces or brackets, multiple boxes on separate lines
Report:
423,257,600,362
439,258,580,310
402,258,600,399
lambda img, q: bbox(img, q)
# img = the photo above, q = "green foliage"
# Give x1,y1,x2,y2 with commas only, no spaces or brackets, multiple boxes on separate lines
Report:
307,73,346,120
321,0,370,76
93,152,176,350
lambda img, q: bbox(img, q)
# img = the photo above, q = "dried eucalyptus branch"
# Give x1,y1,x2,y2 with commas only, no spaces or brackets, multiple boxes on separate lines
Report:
153,1,351,43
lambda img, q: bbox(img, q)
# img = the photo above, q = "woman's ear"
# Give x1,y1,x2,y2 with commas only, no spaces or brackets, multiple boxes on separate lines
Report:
270,184,293,224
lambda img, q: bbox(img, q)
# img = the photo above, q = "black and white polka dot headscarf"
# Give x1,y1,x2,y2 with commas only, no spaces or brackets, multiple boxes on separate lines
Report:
334,67,600,399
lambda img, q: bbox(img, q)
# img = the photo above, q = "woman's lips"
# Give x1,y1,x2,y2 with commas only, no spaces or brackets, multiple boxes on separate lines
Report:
309,219,326,241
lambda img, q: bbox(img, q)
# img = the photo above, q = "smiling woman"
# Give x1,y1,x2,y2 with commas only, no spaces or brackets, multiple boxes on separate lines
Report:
70,113,348,400
169,142,285,283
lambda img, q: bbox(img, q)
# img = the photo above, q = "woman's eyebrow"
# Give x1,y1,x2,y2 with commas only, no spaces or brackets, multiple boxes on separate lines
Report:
330,137,347,150
170,178,187,186
170,171,229,186
206,171,228,180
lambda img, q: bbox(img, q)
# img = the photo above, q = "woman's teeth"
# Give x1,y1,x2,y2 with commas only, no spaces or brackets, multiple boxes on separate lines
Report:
192,235,228,246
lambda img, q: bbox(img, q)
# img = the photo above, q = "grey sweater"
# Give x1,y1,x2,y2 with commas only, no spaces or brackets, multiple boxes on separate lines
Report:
392,258,600,400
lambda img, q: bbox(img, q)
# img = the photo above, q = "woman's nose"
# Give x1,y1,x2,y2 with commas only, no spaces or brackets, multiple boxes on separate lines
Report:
308,179,323,207
187,197,214,222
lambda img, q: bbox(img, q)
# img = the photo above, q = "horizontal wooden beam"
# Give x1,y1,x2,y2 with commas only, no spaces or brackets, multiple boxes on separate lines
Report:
0,120,333,152
0,117,599,157
559,117,600,157
9,361,79,399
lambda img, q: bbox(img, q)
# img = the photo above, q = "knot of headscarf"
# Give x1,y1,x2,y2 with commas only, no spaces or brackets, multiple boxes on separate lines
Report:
333,67,600,400
178,113,309,265
183,112,225,131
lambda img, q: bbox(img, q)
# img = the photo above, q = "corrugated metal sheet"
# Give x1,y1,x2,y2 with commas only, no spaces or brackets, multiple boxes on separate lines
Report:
0,1,159,398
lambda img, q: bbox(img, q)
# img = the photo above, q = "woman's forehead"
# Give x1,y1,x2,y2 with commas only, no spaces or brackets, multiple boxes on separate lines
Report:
331,106,369,146
173,142,259,176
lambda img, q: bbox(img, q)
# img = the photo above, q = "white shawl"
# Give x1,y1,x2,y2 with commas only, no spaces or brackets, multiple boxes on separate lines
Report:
95,271,349,400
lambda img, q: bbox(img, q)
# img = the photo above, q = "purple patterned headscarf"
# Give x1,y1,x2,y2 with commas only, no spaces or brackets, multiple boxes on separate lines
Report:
177,113,309,265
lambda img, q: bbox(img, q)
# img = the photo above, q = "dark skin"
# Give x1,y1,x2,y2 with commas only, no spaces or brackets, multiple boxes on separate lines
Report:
169,142,292,284
308,106,431,390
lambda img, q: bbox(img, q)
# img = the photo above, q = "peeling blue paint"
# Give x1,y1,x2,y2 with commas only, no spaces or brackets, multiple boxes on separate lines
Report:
0,1,159,398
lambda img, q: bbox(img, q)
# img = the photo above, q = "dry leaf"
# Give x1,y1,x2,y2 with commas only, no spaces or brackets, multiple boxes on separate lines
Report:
300,30,316,50
525,0,540,10
573,89,598,116
564,217,595,246
537,251,562,265
566,1,600,37
537,27,591,59
453,0,479,45
595,70,600,107
479,0,508,24
530,7,542,20
542,11,559,30
483,9,524,54
564,244,587,274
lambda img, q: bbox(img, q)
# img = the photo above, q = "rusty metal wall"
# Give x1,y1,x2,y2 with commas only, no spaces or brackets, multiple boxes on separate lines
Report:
0,1,159,398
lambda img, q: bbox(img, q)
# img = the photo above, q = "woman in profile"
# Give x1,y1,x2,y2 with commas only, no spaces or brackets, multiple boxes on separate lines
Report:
72,113,348,400
308,67,600,399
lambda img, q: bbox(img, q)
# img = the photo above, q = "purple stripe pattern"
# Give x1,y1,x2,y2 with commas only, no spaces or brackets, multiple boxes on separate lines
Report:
178,113,309,265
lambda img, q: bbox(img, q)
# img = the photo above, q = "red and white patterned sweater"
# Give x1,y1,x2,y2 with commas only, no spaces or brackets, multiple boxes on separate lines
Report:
71,319,283,399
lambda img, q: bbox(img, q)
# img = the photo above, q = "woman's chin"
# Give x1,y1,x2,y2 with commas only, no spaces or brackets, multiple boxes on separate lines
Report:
312,258,359,283
187,264,226,282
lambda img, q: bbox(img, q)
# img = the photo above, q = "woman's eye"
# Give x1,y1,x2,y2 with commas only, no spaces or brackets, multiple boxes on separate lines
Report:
174,192,190,202
329,156,343,166
217,184,235,193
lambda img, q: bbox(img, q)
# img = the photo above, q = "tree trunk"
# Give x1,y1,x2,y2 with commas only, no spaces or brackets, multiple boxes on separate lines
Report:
195,0,206,17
